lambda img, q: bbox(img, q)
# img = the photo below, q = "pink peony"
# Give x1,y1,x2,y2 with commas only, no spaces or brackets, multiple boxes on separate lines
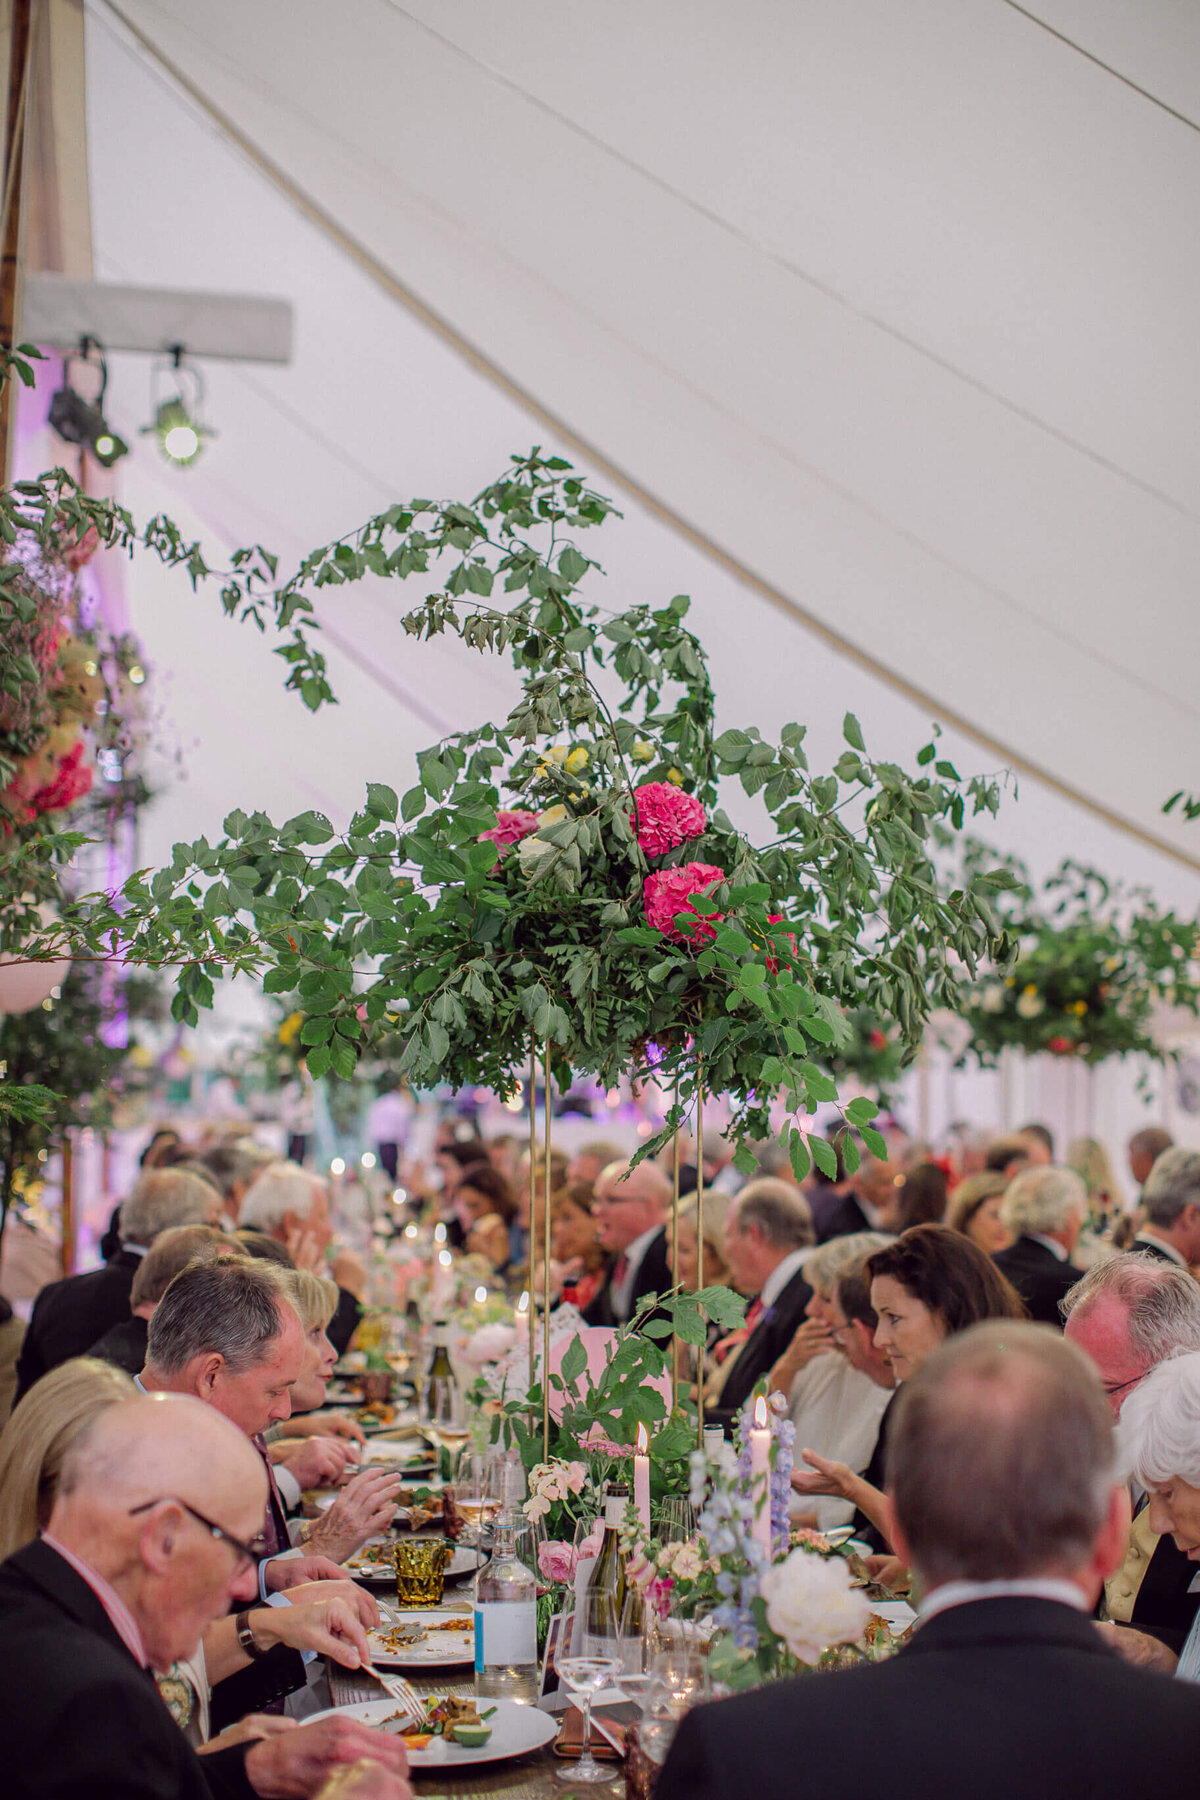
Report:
764,913,799,974
538,1539,579,1584
481,809,540,853
644,862,726,946
31,741,93,816
632,782,706,856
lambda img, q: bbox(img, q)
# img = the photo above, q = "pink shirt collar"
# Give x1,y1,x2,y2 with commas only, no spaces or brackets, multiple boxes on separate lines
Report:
41,1533,148,1668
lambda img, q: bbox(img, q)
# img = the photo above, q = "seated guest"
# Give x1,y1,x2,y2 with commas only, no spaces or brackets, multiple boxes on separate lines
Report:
1019,1121,1055,1164
238,1163,366,1354
1130,1147,1200,1268
566,1140,624,1188
792,1224,1025,1548
890,1161,948,1233
1116,1348,1200,1676
992,1165,1086,1326
772,1235,892,1531
946,1172,1012,1255
0,1391,410,1799
199,1141,277,1227
15,1169,223,1398
811,1146,900,1243
1065,1253,1200,1650
89,1225,226,1375
983,1135,1033,1179
1128,1126,1174,1198
551,1181,608,1311
582,1160,672,1328
0,1357,136,1559
706,1180,815,1429
454,1164,517,1272
0,1293,22,1426
659,1323,1200,1800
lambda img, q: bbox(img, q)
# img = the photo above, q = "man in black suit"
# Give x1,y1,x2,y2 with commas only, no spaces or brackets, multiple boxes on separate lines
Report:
991,1165,1085,1328
0,1390,408,1799
582,1159,673,1329
707,1179,815,1429
1128,1146,1200,1270
658,1322,1200,1800
812,1150,900,1244
1064,1250,1200,1657
15,1168,223,1399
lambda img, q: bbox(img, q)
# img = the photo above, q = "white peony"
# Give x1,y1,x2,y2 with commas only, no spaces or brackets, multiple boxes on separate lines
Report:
1015,987,1045,1018
758,1550,873,1666
979,985,1006,1014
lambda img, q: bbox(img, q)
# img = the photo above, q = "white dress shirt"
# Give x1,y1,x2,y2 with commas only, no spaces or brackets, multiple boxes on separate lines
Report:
761,1247,811,1310
918,1578,1087,1624
611,1223,663,1321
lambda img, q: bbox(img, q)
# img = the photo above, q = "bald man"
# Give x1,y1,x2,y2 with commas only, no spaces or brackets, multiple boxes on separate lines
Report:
582,1159,673,1328
0,1392,410,1800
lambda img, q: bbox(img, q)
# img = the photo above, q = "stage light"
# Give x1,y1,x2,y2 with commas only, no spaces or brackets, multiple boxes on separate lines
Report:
48,342,129,467
142,347,213,467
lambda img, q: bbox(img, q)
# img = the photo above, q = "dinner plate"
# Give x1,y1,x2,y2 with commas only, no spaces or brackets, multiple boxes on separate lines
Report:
344,1540,485,1584
306,1695,559,1766
366,1607,476,1667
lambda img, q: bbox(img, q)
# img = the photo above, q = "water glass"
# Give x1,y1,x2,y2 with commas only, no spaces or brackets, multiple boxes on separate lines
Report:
656,1497,695,1542
554,1654,620,1785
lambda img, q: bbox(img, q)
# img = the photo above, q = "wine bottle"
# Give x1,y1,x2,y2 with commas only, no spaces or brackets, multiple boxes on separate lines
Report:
473,1498,538,1704
587,1484,632,1620
424,1319,460,1431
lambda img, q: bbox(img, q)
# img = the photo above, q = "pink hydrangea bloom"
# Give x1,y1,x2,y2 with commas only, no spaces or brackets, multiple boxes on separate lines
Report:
632,782,706,856
644,862,726,945
480,809,540,853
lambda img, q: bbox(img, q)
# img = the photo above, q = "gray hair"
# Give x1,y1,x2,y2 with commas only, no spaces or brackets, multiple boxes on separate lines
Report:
890,1322,1116,1584
198,1139,275,1202
1001,1165,1086,1237
238,1161,324,1234
1060,1252,1200,1360
145,1257,297,1376
731,1178,814,1251
805,1231,891,1298
119,1169,220,1245
1142,1148,1200,1230
1118,1349,1200,1489
129,1225,225,1311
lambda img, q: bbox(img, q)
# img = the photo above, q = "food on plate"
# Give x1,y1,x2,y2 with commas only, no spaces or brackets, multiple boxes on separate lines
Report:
403,1695,492,1742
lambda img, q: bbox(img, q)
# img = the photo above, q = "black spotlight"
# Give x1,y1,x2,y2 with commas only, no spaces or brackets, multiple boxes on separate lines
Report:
48,340,128,467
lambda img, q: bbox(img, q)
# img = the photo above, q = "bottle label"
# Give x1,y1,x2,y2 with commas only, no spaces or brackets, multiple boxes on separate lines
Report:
474,1601,536,1672
604,1495,627,1526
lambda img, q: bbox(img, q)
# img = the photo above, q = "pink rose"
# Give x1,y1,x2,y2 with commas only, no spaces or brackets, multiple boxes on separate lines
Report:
578,1527,603,1560
764,912,798,973
537,1539,579,1584
644,862,726,946
631,782,706,856
481,809,540,853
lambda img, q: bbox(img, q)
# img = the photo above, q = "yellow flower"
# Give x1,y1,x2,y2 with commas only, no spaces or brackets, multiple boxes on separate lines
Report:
1022,984,1038,998
632,739,654,763
546,745,569,765
1068,1000,1088,1016
565,746,589,774
539,804,568,828
279,1011,303,1047
666,767,684,786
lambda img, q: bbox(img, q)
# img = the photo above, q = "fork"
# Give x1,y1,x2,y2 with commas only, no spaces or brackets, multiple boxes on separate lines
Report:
365,1664,430,1727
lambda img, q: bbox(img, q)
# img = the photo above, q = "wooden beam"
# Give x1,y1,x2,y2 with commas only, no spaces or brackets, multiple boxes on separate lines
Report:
0,0,34,481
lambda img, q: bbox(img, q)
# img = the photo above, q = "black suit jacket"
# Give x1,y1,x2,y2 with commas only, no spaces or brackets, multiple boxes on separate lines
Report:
16,1248,143,1398
583,1227,672,1329
0,1538,255,1799
1132,1234,1183,1266
811,1189,872,1244
991,1235,1079,1327
708,1263,814,1429
327,1283,363,1356
88,1312,150,1376
657,1597,1200,1800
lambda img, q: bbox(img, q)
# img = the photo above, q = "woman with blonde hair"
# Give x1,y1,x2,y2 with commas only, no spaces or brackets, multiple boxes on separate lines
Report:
0,1356,135,1559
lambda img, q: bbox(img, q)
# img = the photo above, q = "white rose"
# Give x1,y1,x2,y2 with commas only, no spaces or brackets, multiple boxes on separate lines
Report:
1015,989,1045,1018
979,985,1006,1014
758,1549,873,1666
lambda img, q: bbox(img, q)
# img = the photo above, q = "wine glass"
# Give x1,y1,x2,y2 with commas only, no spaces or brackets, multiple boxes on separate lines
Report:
639,1649,709,1766
656,1496,695,1542
555,1633,621,1786
426,1381,468,1455
451,1451,498,1548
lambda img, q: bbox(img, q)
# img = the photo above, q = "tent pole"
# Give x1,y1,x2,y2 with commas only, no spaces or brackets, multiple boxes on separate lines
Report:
0,0,34,482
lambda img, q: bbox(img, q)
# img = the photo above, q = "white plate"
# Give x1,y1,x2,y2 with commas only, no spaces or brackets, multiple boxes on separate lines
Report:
306,1696,558,1767
356,1438,437,1469
344,1541,485,1585
367,1607,476,1667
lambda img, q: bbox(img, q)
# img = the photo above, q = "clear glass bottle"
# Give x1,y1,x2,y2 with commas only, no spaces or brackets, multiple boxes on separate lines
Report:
473,1498,538,1705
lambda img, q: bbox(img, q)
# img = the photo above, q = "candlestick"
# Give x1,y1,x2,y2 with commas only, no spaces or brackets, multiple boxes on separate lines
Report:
634,1422,652,1535
749,1395,772,1561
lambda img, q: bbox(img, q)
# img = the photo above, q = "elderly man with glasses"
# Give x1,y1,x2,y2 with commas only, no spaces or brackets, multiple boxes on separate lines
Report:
582,1160,673,1328
0,1391,408,1799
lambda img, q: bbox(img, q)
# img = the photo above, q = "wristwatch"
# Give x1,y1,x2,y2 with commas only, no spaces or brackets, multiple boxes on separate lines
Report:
234,1610,267,1659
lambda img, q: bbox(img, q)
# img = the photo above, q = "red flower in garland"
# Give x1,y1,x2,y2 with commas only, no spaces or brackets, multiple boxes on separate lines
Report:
30,741,93,815
644,862,726,946
764,912,798,973
1047,1035,1075,1056
481,809,540,853
632,782,706,856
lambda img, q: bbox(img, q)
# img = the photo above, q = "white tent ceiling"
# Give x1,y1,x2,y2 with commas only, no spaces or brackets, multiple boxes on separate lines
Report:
25,0,1200,913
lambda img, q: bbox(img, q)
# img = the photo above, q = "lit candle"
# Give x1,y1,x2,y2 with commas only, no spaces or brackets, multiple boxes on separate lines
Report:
634,1422,652,1535
749,1395,773,1561
433,1247,453,1311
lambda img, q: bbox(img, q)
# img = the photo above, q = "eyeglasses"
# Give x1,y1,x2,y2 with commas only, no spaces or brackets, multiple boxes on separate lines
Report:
1102,1374,1144,1401
128,1498,265,1572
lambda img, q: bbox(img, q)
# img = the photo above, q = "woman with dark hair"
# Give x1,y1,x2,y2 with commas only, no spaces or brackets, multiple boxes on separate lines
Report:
792,1224,1026,1548
456,1162,517,1272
